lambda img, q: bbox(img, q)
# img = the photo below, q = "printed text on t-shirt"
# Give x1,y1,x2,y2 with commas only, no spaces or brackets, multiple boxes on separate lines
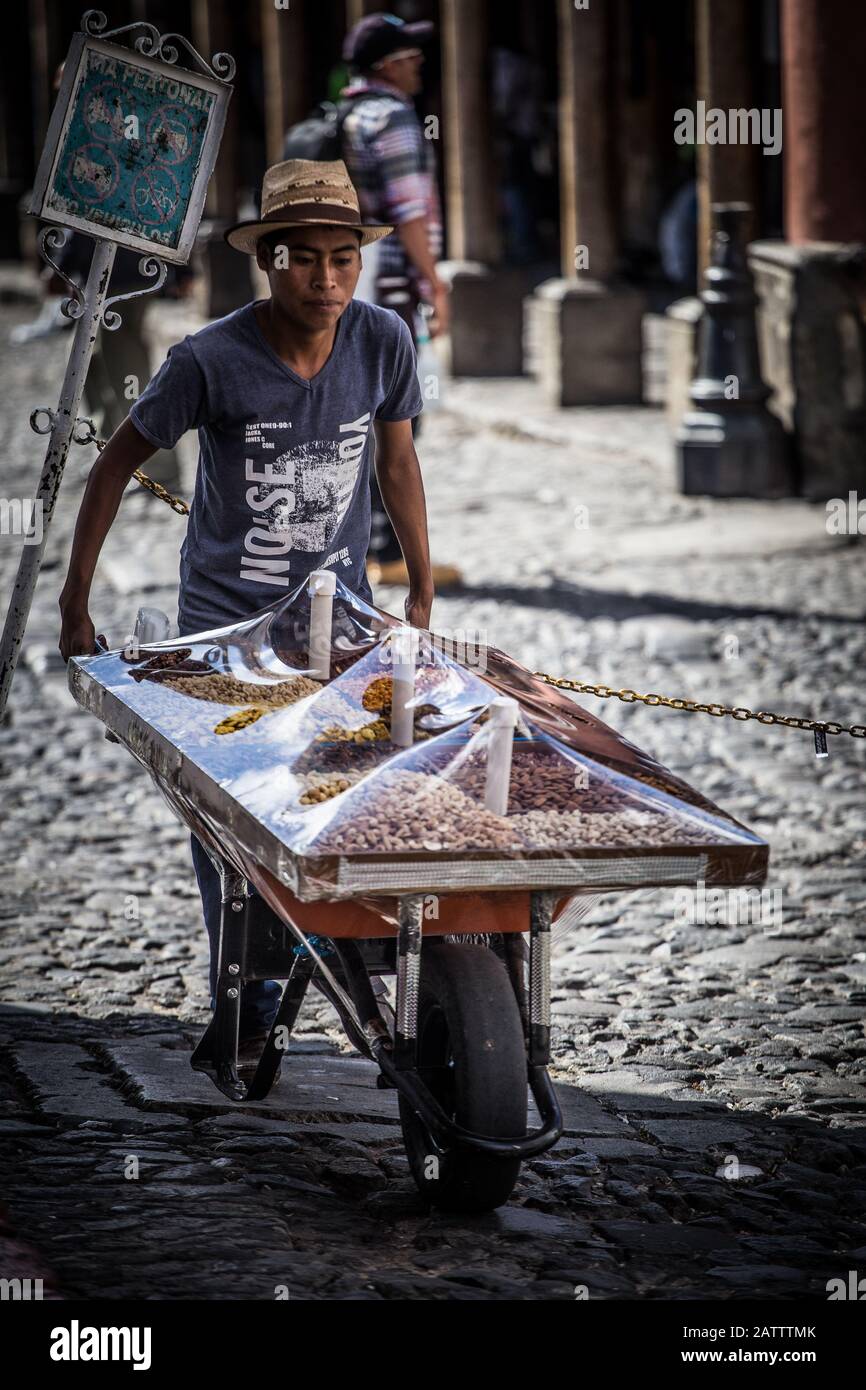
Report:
240,412,371,587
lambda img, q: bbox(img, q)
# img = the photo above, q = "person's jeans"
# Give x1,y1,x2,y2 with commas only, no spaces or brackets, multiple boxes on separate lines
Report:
189,833,282,1033
180,591,280,1035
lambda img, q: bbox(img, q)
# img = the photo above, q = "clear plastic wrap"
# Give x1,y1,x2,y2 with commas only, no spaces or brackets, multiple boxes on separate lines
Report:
68,575,768,936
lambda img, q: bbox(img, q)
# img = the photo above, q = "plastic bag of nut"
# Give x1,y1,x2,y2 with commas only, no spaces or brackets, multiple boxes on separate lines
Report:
67,572,769,915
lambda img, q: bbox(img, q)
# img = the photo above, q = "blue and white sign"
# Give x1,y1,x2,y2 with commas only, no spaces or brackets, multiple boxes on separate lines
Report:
30,33,231,264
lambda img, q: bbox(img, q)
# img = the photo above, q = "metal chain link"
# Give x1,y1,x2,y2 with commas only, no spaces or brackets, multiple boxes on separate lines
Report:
82,427,866,741
532,671,866,740
93,433,189,515
130,468,190,516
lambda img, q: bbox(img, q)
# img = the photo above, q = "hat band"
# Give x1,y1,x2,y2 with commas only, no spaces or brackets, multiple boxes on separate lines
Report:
261,202,360,226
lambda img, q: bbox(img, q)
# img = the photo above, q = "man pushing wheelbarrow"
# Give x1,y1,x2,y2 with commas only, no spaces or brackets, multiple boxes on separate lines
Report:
60,158,434,1058
60,160,768,1214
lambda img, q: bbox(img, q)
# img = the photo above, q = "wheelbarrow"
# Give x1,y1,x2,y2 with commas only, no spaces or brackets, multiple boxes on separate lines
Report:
67,574,768,1213
190,854,563,1214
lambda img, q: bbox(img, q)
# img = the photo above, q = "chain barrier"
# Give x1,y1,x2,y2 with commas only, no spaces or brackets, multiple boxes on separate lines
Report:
531,671,866,748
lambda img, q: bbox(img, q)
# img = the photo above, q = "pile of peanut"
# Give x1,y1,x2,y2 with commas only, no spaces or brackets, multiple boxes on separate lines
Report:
162,672,322,707
510,806,716,849
311,768,718,856
313,769,526,854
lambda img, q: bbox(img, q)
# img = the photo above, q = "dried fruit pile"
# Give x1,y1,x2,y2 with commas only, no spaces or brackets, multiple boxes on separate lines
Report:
214,707,269,735
292,738,386,778
361,675,394,712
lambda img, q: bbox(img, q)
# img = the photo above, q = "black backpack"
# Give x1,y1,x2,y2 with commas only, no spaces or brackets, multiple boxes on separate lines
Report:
281,96,371,162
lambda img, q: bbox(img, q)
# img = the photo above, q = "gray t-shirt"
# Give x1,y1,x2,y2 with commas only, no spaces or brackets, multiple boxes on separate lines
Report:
129,297,422,633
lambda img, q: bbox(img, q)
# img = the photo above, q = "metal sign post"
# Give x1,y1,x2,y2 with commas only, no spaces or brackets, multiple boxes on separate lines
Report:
0,8,234,719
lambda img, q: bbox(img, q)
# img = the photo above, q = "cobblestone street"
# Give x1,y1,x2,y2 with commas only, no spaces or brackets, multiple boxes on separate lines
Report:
1,291,865,1301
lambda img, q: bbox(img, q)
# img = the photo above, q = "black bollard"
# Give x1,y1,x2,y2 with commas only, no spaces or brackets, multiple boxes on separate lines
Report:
676,202,793,497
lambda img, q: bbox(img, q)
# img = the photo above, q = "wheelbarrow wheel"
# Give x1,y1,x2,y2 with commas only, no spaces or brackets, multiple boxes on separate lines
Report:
398,941,527,1213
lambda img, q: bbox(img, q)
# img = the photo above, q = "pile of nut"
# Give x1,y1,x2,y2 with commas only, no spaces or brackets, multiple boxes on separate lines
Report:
299,773,358,805
414,743,637,815
130,652,213,684
340,664,443,706
291,737,386,777
314,719,390,743
509,806,714,849
313,769,527,854
161,672,322,707
309,752,718,855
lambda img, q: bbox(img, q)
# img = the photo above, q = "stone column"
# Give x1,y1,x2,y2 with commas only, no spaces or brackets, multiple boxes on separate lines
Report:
438,0,528,376
441,0,499,266
523,0,645,405
695,0,760,280
191,0,251,316
261,1,309,166
5,1,39,258
747,0,866,500
782,0,866,243
557,0,616,282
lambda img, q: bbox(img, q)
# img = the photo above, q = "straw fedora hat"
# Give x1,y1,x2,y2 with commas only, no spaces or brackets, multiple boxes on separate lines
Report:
224,159,394,254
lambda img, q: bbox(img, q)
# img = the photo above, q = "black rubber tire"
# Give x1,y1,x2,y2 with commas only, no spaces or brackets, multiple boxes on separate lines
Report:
398,942,528,1212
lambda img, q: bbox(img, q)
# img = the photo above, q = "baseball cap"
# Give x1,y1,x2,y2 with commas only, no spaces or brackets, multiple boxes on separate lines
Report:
343,12,434,70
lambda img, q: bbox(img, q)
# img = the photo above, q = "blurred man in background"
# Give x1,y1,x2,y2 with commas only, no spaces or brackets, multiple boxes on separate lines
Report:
339,12,453,585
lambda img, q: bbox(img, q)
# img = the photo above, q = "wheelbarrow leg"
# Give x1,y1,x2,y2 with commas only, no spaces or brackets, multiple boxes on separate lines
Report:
244,951,315,1101
395,894,423,1070
191,862,248,1102
525,890,562,1136
528,891,554,1067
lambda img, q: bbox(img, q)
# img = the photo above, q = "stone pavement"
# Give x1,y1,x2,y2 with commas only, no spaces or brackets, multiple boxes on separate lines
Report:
0,288,865,1300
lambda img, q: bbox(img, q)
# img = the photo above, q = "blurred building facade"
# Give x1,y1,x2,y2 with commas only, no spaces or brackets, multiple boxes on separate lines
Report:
2,0,864,497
